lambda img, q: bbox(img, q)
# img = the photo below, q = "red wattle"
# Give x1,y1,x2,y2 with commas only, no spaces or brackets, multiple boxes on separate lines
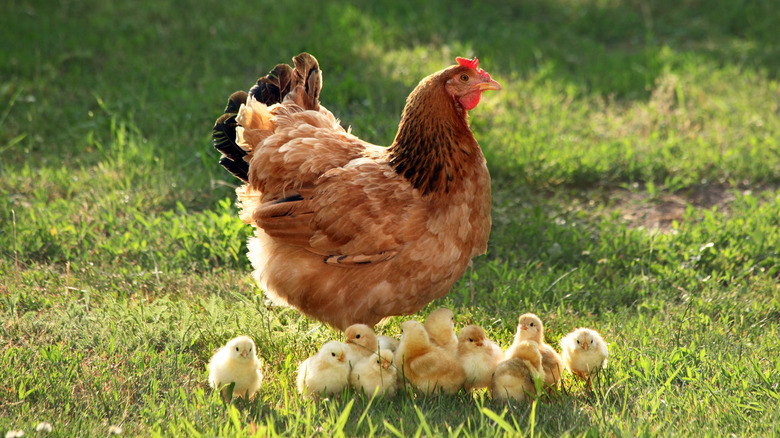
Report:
459,91,482,111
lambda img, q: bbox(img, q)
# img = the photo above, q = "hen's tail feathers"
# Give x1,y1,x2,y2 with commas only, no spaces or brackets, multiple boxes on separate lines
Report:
248,52,321,112
291,52,321,111
249,63,294,106
213,91,250,182
213,52,321,182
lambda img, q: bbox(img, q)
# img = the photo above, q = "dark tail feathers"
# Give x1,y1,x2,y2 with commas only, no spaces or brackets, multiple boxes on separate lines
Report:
213,52,321,183
212,91,249,182
249,52,321,111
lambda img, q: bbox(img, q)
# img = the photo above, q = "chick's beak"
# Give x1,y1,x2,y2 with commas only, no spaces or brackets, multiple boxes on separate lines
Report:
475,77,502,92
338,352,346,362
240,348,249,358
582,343,589,351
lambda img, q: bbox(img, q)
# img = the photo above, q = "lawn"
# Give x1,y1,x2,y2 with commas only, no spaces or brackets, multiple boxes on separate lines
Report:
2,0,779,436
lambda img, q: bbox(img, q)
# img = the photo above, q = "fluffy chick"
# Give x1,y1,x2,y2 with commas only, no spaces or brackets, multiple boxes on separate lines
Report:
208,335,263,401
509,313,564,389
491,340,543,402
560,327,608,389
378,335,400,352
457,325,504,390
349,349,397,396
296,341,351,397
396,320,465,394
424,308,458,354
344,323,380,367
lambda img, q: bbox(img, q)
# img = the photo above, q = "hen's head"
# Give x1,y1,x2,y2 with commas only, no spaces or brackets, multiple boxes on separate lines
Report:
443,57,502,111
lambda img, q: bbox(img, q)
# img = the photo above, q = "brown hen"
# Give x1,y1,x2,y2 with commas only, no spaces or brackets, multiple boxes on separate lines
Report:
212,53,500,330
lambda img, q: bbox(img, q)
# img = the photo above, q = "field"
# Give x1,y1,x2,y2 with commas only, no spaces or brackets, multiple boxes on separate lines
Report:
2,0,779,436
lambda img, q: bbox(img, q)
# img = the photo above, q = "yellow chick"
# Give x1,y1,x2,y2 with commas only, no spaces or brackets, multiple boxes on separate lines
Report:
296,340,351,397
377,335,400,352
457,325,504,390
208,335,263,401
349,349,397,396
491,340,544,402
509,313,564,389
560,327,608,389
396,320,465,394
345,323,380,367
424,308,458,354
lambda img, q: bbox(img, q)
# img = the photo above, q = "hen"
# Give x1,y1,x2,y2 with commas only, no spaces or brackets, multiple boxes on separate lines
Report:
212,53,500,330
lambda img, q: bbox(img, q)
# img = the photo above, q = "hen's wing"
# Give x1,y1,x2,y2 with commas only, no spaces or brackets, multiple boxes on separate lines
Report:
245,129,428,266
251,158,428,266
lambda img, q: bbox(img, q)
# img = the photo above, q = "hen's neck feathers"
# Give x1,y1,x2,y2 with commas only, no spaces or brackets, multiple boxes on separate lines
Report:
388,70,482,196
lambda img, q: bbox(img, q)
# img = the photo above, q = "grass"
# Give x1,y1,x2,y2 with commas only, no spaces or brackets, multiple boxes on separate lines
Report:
2,0,779,436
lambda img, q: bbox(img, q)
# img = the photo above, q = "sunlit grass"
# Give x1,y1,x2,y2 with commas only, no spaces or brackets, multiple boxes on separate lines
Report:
2,0,779,436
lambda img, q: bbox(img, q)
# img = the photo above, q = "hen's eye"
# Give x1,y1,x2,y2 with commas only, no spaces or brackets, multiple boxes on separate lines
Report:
460,74,469,82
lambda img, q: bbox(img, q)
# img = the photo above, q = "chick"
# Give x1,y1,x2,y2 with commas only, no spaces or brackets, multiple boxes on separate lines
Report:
208,335,263,401
344,323,380,367
424,308,458,354
560,327,608,389
378,335,400,352
457,324,504,390
349,349,397,396
296,340,351,397
396,320,465,394
508,313,564,389
491,340,544,402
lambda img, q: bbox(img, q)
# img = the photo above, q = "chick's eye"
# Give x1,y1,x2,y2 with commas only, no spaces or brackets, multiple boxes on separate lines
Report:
469,338,473,342
235,347,240,351
460,74,469,82
331,352,336,357
529,323,535,327
355,334,361,339
576,340,580,344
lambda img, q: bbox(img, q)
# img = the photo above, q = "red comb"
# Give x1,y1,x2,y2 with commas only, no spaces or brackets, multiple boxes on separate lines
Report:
456,56,480,70
456,56,491,80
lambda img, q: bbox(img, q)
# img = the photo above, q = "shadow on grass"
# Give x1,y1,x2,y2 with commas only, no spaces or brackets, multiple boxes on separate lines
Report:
351,0,779,98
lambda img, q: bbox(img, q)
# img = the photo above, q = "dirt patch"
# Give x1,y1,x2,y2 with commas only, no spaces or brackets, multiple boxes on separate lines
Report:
609,183,738,231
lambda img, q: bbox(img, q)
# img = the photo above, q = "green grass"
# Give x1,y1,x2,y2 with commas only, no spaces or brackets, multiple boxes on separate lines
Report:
2,0,779,436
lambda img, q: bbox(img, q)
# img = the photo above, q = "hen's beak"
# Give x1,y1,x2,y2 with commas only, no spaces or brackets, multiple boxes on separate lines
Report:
476,78,502,92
